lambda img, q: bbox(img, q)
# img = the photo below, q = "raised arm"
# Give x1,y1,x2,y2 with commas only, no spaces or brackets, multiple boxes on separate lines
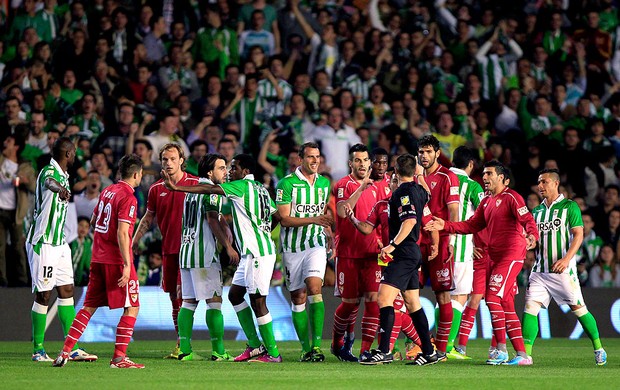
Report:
291,0,316,40
336,170,373,218
162,170,226,195
344,203,374,235
45,177,70,201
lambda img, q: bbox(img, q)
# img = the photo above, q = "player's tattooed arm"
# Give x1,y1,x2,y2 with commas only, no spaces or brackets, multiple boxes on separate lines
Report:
44,178,70,201
132,210,154,253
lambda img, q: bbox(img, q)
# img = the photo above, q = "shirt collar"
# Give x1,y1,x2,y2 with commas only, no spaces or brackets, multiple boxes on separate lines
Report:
295,166,316,185
243,174,255,181
119,180,134,191
449,167,469,177
543,193,565,209
50,158,69,179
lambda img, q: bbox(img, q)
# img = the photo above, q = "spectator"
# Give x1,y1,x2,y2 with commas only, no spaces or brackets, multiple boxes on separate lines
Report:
185,140,208,177
589,245,620,288
144,110,190,164
69,216,93,287
74,170,101,218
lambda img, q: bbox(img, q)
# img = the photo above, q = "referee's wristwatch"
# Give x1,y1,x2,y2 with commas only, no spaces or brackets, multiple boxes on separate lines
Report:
389,240,399,248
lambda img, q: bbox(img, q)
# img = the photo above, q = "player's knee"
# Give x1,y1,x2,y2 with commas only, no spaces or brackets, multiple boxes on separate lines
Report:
524,301,542,316
206,301,222,311
125,306,139,317
35,291,51,306
572,305,588,317
182,301,198,311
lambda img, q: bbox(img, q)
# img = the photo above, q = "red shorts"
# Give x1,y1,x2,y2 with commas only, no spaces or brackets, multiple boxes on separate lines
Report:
84,262,140,310
162,254,181,293
419,236,453,292
335,257,381,299
487,259,523,300
472,254,491,296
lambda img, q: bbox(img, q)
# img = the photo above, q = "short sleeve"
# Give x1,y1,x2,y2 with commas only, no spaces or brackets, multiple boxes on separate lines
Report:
118,193,137,224
421,205,433,226
446,170,460,205
146,184,158,213
335,181,352,202
204,193,221,213
275,178,293,205
219,180,245,199
568,201,584,229
366,203,380,226
470,181,484,209
398,190,417,221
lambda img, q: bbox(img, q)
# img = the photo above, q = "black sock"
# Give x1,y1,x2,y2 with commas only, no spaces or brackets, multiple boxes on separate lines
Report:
410,309,433,355
378,306,395,353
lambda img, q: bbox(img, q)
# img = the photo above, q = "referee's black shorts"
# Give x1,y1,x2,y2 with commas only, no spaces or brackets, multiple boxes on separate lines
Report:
381,248,421,291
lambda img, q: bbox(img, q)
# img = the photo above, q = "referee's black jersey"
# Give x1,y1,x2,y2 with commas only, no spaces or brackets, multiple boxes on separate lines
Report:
388,181,429,249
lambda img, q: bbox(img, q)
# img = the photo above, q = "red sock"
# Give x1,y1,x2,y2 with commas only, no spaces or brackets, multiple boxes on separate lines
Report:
486,295,506,345
491,333,497,348
360,301,379,354
333,302,357,349
62,309,92,353
457,305,477,347
172,298,181,343
389,311,403,352
113,316,137,359
347,305,359,334
435,302,453,353
401,312,421,346
503,299,526,353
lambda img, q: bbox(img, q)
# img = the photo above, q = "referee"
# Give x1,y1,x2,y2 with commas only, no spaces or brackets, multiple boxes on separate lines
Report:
361,154,438,366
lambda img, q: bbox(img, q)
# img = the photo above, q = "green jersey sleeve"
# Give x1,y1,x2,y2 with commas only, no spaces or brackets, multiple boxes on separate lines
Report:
219,180,245,199
568,201,584,229
275,176,293,205
204,193,222,213
470,180,484,209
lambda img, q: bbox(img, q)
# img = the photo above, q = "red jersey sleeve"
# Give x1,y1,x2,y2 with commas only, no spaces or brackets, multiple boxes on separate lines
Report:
146,181,159,213
334,177,352,203
421,205,432,226
445,169,460,205
445,198,487,234
117,193,137,225
366,202,380,227
508,190,539,240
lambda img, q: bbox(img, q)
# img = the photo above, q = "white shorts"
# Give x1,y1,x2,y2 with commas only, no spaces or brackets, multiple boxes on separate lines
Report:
232,254,276,296
180,264,223,301
450,261,474,296
26,242,73,293
283,247,327,291
525,271,584,308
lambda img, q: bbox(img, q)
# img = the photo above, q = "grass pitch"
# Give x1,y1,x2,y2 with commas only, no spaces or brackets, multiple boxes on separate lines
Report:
2,339,617,389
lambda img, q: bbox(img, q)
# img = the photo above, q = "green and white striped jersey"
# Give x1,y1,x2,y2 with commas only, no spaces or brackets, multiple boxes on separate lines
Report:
257,78,293,117
275,168,330,253
220,174,277,257
27,158,70,246
179,178,221,268
449,167,484,262
531,194,583,273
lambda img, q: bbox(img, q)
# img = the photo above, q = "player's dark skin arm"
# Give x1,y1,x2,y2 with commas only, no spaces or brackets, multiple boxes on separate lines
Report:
44,177,70,201
207,211,240,266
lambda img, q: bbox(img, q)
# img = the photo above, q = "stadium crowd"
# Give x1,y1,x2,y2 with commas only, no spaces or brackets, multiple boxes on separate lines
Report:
2,0,620,291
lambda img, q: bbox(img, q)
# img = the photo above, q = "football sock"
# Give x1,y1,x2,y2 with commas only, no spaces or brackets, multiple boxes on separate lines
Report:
401,313,421,346
378,306,394,353
113,315,136,359
361,300,379,353
446,300,464,351
31,302,47,353
435,301,453,353
410,309,433,355
347,305,359,334
62,309,92,353
257,313,279,357
389,310,403,352
233,301,261,348
178,302,197,355
291,303,311,353
333,302,357,349
503,299,525,353
172,298,181,344
57,298,80,351
457,305,477,350
307,294,324,348
522,312,539,356
574,308,603,350
206,302,225,355
486,295,506,345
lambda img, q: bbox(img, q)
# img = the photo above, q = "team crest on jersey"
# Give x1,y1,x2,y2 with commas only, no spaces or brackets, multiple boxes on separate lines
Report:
372,190,376,198
423,206,431,216
400,196,410,206
129,205,135,218
431,182,437,189
276,189,283,202
318,188,324,199
131,294,138,303
384,187,390,195
496,199,502,207
338,188,344,198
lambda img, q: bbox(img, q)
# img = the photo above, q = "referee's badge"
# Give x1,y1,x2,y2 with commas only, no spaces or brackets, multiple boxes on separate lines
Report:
400,196,410,206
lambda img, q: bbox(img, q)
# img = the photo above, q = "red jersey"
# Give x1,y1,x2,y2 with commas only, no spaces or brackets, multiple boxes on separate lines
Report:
367,199,389,247
423,164,459,241
445,188,539,262
92,181,138,265
146,172,199,255
334,174,382,258
374,173,392,201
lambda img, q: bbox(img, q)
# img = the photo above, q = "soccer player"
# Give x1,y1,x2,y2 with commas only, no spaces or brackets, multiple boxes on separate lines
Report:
275,142,333,362
53,154,144,368
177,153,240,361
371,148,391,200
133,143,198,359
522,168,607,365
163,154,283,363
417,135,460,359
360,154,439,365
26,137,97,363
425,160,539,366
332,144,384,361
445,146,484,358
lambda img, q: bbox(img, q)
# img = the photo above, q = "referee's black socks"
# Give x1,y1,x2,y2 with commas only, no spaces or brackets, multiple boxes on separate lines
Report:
378,306,395,353
410,309,434,355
